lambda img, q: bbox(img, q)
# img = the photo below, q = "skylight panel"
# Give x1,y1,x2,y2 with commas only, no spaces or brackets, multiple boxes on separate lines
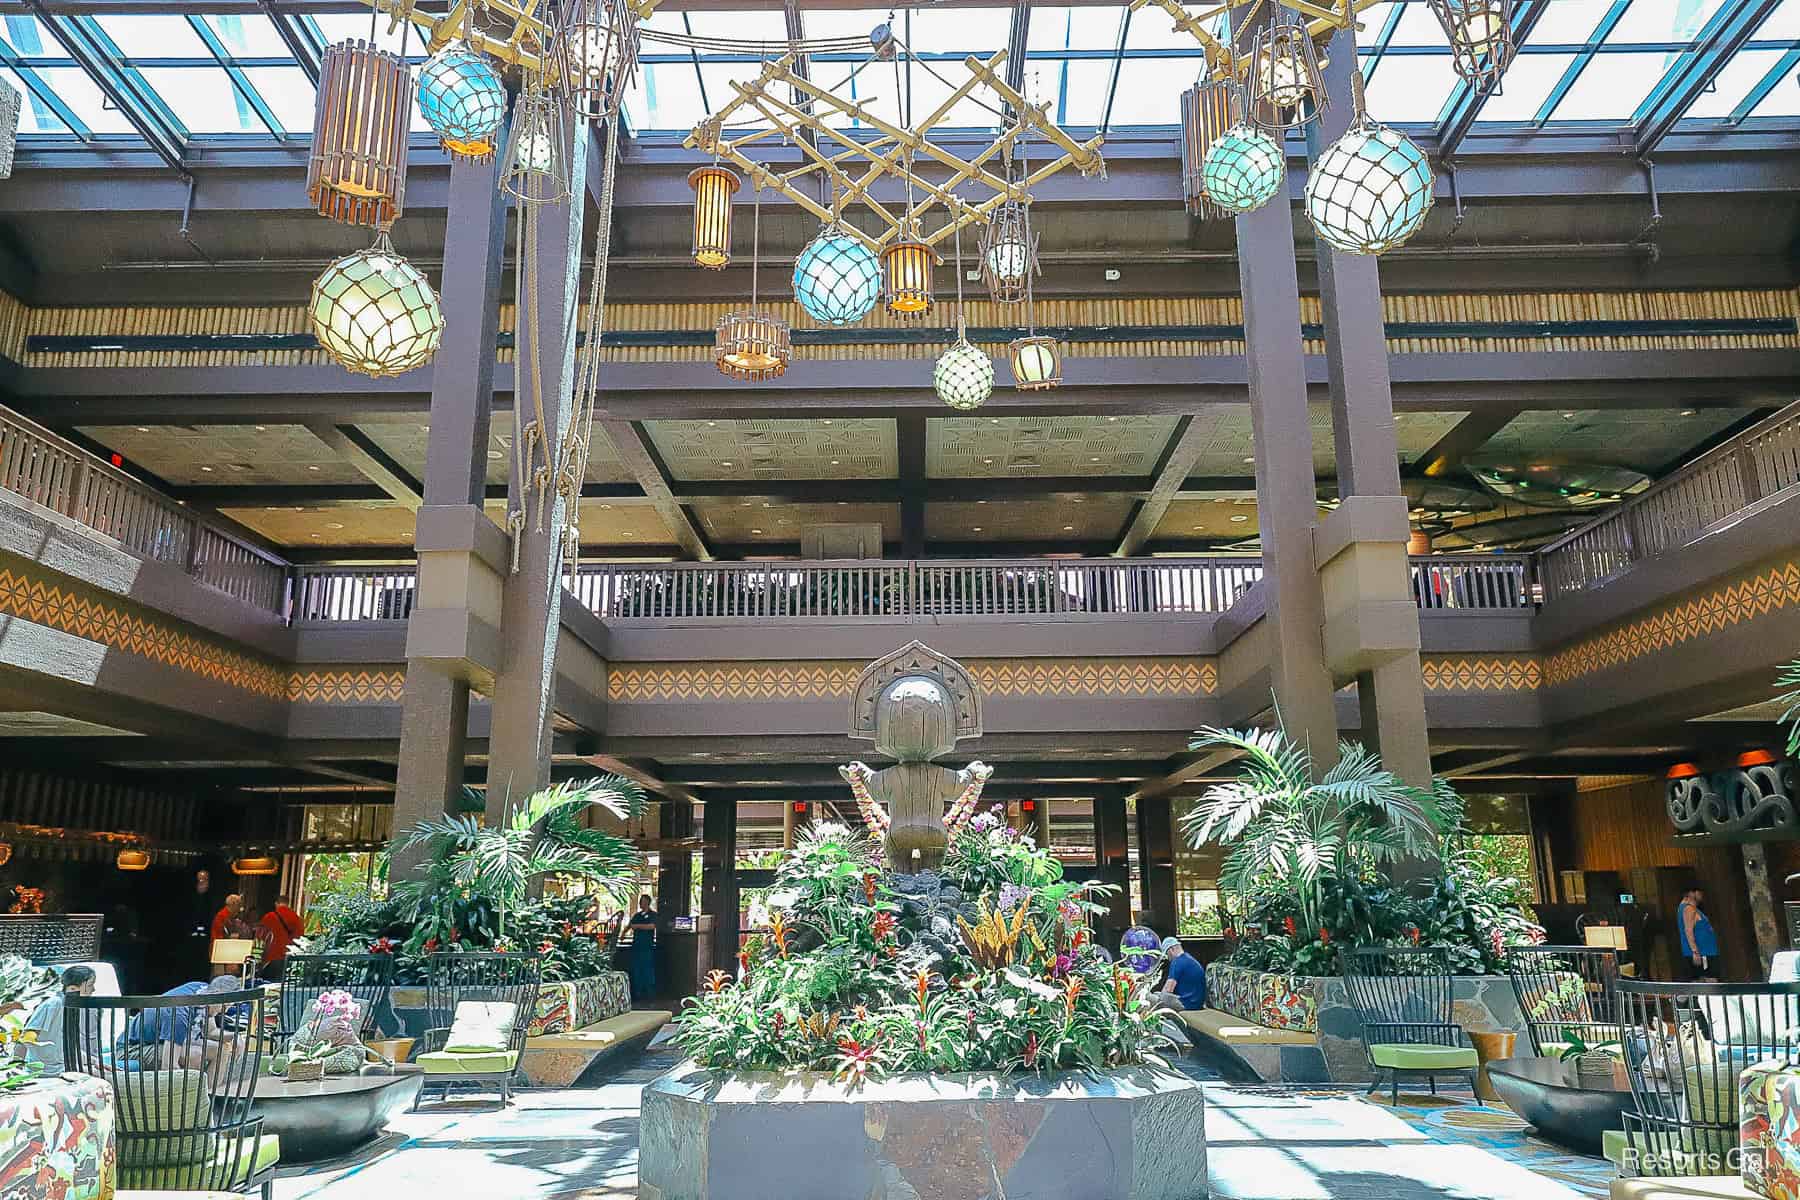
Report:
907,6,1011,57
1681,46,1786,117
307,15,419,58
1546,50,1670,120
1364,52,1461,123
1,67,68,133
1105,55,1202,124
623,59,708,131
682,9,786,46
1051,56,1113,126
93,15,210,60
1605,0,1726,45
1386,2,1454,45
35,66,135,133
141,66,267,133
242,66,315,133
698,60,778,128
200,15,293,61
1027,7,1125,53
1528,1,1612,46
1473,52,1577,120
1122,6,1213,51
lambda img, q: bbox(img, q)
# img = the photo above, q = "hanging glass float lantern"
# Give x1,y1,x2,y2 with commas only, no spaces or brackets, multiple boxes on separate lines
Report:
1200,124,1286,214
310,233,445,377
688,166,739,269
1426,0,1515,87
417,42,507,161
979,200,1035,303
935,323,994,411
1009,334,1061,391
792,221,882,325
881,234,937,318
307,39,411,228
1247,13,1326,132
554,0,640,122
1305,81,1435,256
500,82,571,205
1179,77,1237,220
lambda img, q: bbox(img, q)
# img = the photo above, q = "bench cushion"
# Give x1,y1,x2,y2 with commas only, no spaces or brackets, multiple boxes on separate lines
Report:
1369,1043,1478,1070
1175,1007,1316,1047
1610,1177,1756,1200
527,1010,671,1052
118,1135,280,1191
417,1049,519,1075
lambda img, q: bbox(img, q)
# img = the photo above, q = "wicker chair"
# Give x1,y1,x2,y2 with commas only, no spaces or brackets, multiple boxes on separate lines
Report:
414,952,541,1110
64,987,277,1199
1504,944,1623,1057
1616,979,1800,1177
276,952,394,1050
1339,946,1479,1103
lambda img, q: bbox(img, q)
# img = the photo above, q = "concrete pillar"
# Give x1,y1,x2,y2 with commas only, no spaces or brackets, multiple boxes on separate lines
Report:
702,797,740,977
486,130,590,818
392,126,509,871
1093,791,1132,946
657,801,694,918
1136,795,1178,937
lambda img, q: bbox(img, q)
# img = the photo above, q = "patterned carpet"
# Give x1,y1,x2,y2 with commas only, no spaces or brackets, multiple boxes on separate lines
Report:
1363,1090,1616,1199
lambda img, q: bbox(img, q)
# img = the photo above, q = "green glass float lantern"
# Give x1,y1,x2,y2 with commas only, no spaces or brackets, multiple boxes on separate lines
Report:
310,233,444,377
1199,124,1285,215
416,42,507,161
792,221,882,325
934,322,994,411
1305,113,1435,256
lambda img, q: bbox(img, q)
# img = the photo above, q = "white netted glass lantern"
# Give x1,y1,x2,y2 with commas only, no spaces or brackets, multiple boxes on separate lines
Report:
935,324,994,411
793,221,882,325
1009,334,1061,391
417,42,507,161
310,233,444,377
1305,116,1435,255
1200,124,1285,214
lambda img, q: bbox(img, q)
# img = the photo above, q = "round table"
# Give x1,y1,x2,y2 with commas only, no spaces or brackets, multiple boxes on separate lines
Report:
1485,1055,1635,1155
250,1068,422,1162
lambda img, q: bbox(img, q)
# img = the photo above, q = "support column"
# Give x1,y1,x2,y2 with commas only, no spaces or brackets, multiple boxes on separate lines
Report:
1308,24,1431,789
392,127,509,873
1743,843,1782,977
1093,790,1132,945
657,800,693,918
1231,7,1337,767
702,797,740,978
486,131,590,817
1136,794,1177,937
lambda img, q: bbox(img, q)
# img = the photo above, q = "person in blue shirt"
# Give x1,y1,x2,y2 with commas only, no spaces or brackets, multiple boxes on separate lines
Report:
1149,936,1207,1012
1678,887,1721,980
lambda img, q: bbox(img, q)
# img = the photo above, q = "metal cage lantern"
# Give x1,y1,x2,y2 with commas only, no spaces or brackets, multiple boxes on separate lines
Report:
1179,78,1237,220
500,83,571,205
1305,109,1435,256
715,310,792,382
979,200,1036,303
310,233,445,377
554,0,641,122
417,42,508,161
1247,14,1327,132
1200,124,1286,214
307,40,411,229
881,236,937,318
934,324,994,411
1427,0,1515,87
793,222,882,325
688,166,739,269
1009,334,1061,391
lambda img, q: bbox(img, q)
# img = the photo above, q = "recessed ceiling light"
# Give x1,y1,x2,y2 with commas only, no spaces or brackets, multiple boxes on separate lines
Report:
309,533,321,540
1192,525,1204,531
308,464,321,471
1089,457,1100,463
1062,524,1075,531
623,531,635,536
720,460,733,467
707,421,717,427
1106,416,1117,422
599,503,612,510
971,525,982,532
1562,412,1577,419
821,419,833,425
1681,408,1697,416
487,450,504,459
254,425,267,432
989,418,1000,425
135,426,150,433
199,465,214,472
325,521,345,530
1229,514,1249,523
1242,456,1255,464
751,528,763,534
830,459,840,465
976,499,987,505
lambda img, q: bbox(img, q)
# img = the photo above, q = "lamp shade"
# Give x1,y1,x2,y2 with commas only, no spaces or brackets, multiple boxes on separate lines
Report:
500,84,571,205
416,43,507,161
116,849,150,871
979,201,1035,303
232,856,279,876
792,223,882,325
556,0,641,122
1304,120,1435,255
1009,335,1061,390
310,234,445,377
1179,78,1237,220
1427,0,1515,86
934,332,993,411
715,309,792,381
880,237,936,318
688,166,740,269
1247,16,1326,131
1200,125,1285,214
306,39,410,229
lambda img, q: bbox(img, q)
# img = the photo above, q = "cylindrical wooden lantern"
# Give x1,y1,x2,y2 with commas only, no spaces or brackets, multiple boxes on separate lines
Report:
307,40,411,229
881,237,936,317
1179,78,1236,220
714,309,792,382
689,166,740,269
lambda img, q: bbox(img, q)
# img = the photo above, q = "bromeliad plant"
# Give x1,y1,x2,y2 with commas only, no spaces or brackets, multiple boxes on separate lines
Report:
674,818,1175,1079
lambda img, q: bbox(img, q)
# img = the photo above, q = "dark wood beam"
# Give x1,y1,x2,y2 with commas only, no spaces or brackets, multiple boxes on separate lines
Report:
1115,414,1214,556
305,422,424,510
596,418,714,561
1412,407,1522,479
898,414,926,557
1128,747,1240,802
583,753,699,805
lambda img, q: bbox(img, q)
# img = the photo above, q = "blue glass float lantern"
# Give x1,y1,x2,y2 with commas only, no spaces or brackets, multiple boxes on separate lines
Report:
416,42,507,161
1199,124,1285,215
792,222,882,325
1305,116,1434,256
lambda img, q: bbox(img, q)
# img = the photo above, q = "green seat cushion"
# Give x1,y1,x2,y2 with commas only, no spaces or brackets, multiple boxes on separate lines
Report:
1369,1043,1479,1070
116,1070,213,1168
118,1134,279,1191
417,1049,519,1075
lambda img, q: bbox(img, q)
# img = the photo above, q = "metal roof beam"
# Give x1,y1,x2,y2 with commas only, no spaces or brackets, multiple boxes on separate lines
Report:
258,0,321,84
1436,0,1552,162
29,3,189,175
1635,0,1784,159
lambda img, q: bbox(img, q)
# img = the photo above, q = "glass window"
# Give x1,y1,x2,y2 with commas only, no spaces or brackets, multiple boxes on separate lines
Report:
817,58,902,129
1606,0,1725,45
201,15,293,61
1749,63,1800,115
683,9,786,45
1528,1,1612,47
1683,46,1787,117
1388,2,1454,45
1365,52,1461,123
697,60,776,127
1106,56,1205,124
93,15,210,60
0,15,64,59
1027,6,1125,52
1123,6,1215,51
242,66,315,132
140,66,266,133
907,59,1002,128
308,14,420,59
1354,3,1405,46
909,6,1012,56
1049,56,1112,125
1546,51,1671,120
802,10,894,43
623,59,706,131
1474,52,1578,120
1,69,69,133
1753,0,1800,41
36,66,136,133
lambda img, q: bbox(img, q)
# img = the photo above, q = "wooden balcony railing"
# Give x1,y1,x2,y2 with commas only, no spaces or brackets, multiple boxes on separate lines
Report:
1536,400,1800,600
0,406,290,613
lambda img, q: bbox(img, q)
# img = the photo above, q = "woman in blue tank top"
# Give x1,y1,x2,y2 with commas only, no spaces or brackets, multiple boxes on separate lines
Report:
1678,887,1720,980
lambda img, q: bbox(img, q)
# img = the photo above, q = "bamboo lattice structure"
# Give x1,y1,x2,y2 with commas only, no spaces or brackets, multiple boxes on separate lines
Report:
1126,0,1392,76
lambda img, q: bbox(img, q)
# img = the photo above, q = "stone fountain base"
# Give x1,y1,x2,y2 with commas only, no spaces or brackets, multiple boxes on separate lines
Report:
637,1063,1208,1200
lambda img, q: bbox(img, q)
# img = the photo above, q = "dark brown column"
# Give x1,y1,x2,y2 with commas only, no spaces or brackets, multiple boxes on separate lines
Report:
702,797,740,977
657,800,694,918
486,130,590,816
1093,789,1132,945
391,128,509,872
1231,7,1337,768
1136,794,1177,937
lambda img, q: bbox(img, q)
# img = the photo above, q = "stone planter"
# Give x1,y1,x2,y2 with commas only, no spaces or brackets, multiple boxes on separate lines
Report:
638,1063,1207,1200
390,971,631,1046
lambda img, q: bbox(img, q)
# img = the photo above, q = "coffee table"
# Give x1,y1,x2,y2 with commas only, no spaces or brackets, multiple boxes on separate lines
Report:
250,1067,423,1162
1485,1055,1636,1155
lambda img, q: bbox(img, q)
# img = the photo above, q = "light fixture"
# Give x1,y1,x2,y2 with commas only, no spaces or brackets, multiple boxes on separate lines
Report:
1179,77,1238,220
979,199,1035,303
1201,124,1285,214
793,221,882,325
881,233,937,318
1304,74,1434,256
500,81,571,205
306,39,410,229
310,233,445,377
1426,0,1515,87
715,169,791,381
416,42,507,161
1009,335,1061,390
1247,12,1327,132
554,0,641,123
688,165,740,269
116,849,150,871
936,326,994,411
0,842,10,867
232,856,279,876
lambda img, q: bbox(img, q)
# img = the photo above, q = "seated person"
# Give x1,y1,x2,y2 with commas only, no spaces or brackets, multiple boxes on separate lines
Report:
116,975,249,1077
14,965,97,1074
1148,937,1207,1013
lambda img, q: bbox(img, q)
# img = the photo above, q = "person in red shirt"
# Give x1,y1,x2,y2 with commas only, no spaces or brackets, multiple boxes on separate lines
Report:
209,894,244,945
259,902,304,981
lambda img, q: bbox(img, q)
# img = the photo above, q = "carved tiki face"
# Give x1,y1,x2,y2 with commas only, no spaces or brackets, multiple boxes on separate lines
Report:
873,675,958,762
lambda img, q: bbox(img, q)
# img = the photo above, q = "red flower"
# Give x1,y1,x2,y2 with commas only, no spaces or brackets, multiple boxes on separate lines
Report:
737,950,751,980
1408,926,1422,946
539,940,555,954
1318,928,1330,944
423,937,440,953
448,927,461,943
1022,1031,1040,1068
863,873,879,904
367,937,395,955
871,911,897,942
1283,916,1297,937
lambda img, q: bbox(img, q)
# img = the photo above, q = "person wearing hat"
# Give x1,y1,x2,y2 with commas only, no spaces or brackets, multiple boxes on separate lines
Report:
1148,936,1207,1012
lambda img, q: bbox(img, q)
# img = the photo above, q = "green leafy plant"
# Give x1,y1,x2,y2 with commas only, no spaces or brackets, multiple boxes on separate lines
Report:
1556,1028,1621,1061
1779,657,1800,757
0,1011,45,1091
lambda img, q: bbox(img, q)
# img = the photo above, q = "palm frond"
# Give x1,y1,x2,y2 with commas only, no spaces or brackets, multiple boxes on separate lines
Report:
1778,658,1800,757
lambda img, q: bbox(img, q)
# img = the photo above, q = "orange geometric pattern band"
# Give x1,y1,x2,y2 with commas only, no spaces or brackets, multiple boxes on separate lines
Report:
607,657,1220,702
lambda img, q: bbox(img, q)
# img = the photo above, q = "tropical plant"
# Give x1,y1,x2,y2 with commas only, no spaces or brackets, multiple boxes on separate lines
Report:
1779,657,1800,757
0,1011,44,1091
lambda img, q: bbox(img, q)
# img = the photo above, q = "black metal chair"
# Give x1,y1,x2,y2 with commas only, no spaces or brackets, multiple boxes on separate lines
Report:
1504,944,1623,1057
64,987,276,1200
1339,946,1479,1103
413,952,541,1110
276,952,394,1050
1616,979,1800,1177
